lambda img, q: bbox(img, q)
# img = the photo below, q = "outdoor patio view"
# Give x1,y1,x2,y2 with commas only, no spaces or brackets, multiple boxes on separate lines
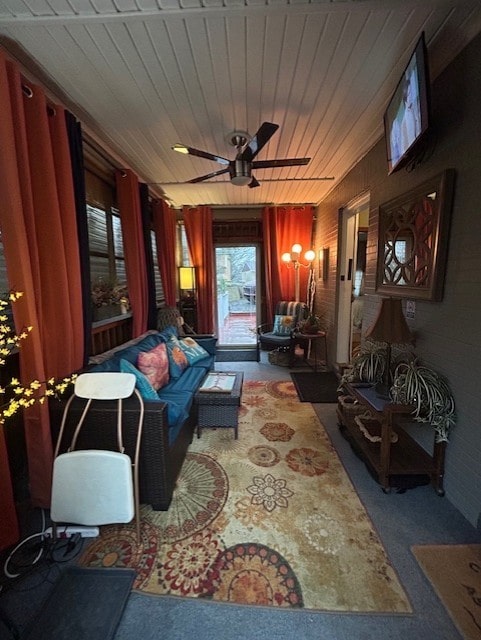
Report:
215,246,257,347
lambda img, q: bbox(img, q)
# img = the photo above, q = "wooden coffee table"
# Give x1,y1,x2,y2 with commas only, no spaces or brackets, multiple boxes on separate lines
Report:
195,371,244,439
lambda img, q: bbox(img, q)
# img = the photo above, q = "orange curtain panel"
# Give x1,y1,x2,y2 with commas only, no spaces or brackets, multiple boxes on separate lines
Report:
262,205,314,317
0,52,84,545
183,206,214,334
116,169,149,337
153,199,177,307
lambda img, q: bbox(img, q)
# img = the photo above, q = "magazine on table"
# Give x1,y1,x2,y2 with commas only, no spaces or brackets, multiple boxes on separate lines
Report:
199,372,236,393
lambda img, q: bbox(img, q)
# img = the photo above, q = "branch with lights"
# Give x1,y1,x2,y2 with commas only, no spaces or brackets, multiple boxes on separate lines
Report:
0,292,77,424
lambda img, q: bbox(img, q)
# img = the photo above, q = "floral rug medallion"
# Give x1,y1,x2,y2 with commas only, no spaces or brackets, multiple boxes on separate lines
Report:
80,380,411,613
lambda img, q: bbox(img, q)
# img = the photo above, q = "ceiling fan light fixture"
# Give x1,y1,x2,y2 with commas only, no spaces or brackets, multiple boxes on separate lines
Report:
231,175,252,186
172,144,189,154
230,159,252,186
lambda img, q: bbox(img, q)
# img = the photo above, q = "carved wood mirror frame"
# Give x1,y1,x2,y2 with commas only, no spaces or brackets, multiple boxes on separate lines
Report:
375,169,455,301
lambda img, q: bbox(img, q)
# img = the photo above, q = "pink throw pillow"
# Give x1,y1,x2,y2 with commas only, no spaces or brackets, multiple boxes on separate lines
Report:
137,343,169,390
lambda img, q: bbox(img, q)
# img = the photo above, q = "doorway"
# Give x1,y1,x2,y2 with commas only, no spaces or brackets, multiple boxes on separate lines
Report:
336,194,369,364
214,245,259,348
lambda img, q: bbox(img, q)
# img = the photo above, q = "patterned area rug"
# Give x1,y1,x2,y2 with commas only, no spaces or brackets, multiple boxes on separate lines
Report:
80,380,411,613
412,544,481,639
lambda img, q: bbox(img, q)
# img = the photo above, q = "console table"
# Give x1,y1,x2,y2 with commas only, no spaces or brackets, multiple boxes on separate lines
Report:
337,382,446,495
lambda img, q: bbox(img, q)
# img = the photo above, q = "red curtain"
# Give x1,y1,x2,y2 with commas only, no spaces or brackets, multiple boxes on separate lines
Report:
116,169,149,337
153,199,177,306
183,206,214,333
262,205,314,320
0,52,84,546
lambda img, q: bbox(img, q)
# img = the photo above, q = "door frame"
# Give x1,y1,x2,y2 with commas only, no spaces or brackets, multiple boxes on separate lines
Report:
335,192,370,365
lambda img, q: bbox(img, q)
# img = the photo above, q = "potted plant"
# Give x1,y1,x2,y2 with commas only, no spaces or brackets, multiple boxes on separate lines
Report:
338,340,389,386
91,277,129,320
299,313,322,334
390,359,456,442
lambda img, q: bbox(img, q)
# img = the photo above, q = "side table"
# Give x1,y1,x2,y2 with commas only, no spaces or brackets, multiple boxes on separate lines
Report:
295,331,327,371
195,371,244,439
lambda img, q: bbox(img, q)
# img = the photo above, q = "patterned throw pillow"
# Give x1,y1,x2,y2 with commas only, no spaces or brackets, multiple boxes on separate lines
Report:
137,343,169,390
273,314,295,336
119,359,159,400
165,335,189,379
179,337,209,365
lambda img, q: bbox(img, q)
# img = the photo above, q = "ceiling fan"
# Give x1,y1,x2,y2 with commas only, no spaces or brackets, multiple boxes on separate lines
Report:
172,122,310,188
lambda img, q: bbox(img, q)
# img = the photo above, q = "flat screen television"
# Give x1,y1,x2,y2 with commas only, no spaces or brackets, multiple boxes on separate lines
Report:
384,32,431,174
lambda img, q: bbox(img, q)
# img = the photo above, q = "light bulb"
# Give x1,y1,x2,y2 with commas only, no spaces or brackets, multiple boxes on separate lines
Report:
291,244,302,255
281,252,291,263
304,249,315,262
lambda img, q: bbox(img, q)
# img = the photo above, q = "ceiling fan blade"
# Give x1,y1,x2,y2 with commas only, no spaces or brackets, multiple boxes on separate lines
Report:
187,167,231,183
248,176,260,188
239,122,279,161
252,158,311,169
172,144,230,166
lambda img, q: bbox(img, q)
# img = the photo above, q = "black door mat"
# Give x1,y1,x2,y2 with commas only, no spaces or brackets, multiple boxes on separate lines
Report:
216,349,258,362
290,371,340,402
22,566,135,640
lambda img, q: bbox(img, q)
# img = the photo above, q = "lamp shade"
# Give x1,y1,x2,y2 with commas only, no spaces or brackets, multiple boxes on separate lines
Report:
179,266,195,290
365,298,412,345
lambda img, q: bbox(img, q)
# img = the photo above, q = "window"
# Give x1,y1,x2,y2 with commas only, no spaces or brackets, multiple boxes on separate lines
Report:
178,224,191,266
150,229,164,305
85,169,129,322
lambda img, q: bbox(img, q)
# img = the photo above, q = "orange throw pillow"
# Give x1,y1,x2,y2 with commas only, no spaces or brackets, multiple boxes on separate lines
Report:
137,342,169,390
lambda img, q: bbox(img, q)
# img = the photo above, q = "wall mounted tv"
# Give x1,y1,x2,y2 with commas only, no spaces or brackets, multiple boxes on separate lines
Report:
384,32,431,175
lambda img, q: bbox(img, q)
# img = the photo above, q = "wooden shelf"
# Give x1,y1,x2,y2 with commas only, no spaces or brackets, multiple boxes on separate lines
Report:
338,383,445,495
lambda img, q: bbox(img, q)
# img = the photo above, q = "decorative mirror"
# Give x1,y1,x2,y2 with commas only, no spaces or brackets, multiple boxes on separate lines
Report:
375,169,455,301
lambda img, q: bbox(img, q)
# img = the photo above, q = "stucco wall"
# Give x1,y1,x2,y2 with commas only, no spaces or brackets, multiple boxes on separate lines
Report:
313,33,481,528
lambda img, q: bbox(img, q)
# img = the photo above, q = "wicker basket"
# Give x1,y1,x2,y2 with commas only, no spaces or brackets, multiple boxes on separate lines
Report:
268,348,291,367
338,394,365,417
354,414,398,444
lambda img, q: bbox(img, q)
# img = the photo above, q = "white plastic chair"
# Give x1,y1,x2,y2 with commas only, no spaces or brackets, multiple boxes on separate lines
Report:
51,372,145,543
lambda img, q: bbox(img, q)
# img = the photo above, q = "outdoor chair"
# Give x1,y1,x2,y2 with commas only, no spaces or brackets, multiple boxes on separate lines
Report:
256,301,308,364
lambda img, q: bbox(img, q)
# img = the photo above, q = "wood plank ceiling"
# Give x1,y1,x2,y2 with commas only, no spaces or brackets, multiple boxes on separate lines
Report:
1,0,480,208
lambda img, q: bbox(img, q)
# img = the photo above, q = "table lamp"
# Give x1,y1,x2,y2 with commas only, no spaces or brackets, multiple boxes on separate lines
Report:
365,297,413,397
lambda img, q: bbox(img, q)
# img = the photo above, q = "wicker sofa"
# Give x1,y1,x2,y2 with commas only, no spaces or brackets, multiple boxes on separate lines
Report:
50,323,217,511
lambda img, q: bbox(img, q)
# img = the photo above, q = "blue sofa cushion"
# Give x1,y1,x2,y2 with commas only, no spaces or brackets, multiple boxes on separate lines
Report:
160,365,206,395
158,325,179,342
120,359,190,435
119,359,158,400
165,335,189,379
193,335,217,356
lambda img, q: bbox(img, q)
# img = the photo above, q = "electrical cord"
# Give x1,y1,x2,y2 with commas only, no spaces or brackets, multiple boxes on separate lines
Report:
1,509,85,587
3,509,47,580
